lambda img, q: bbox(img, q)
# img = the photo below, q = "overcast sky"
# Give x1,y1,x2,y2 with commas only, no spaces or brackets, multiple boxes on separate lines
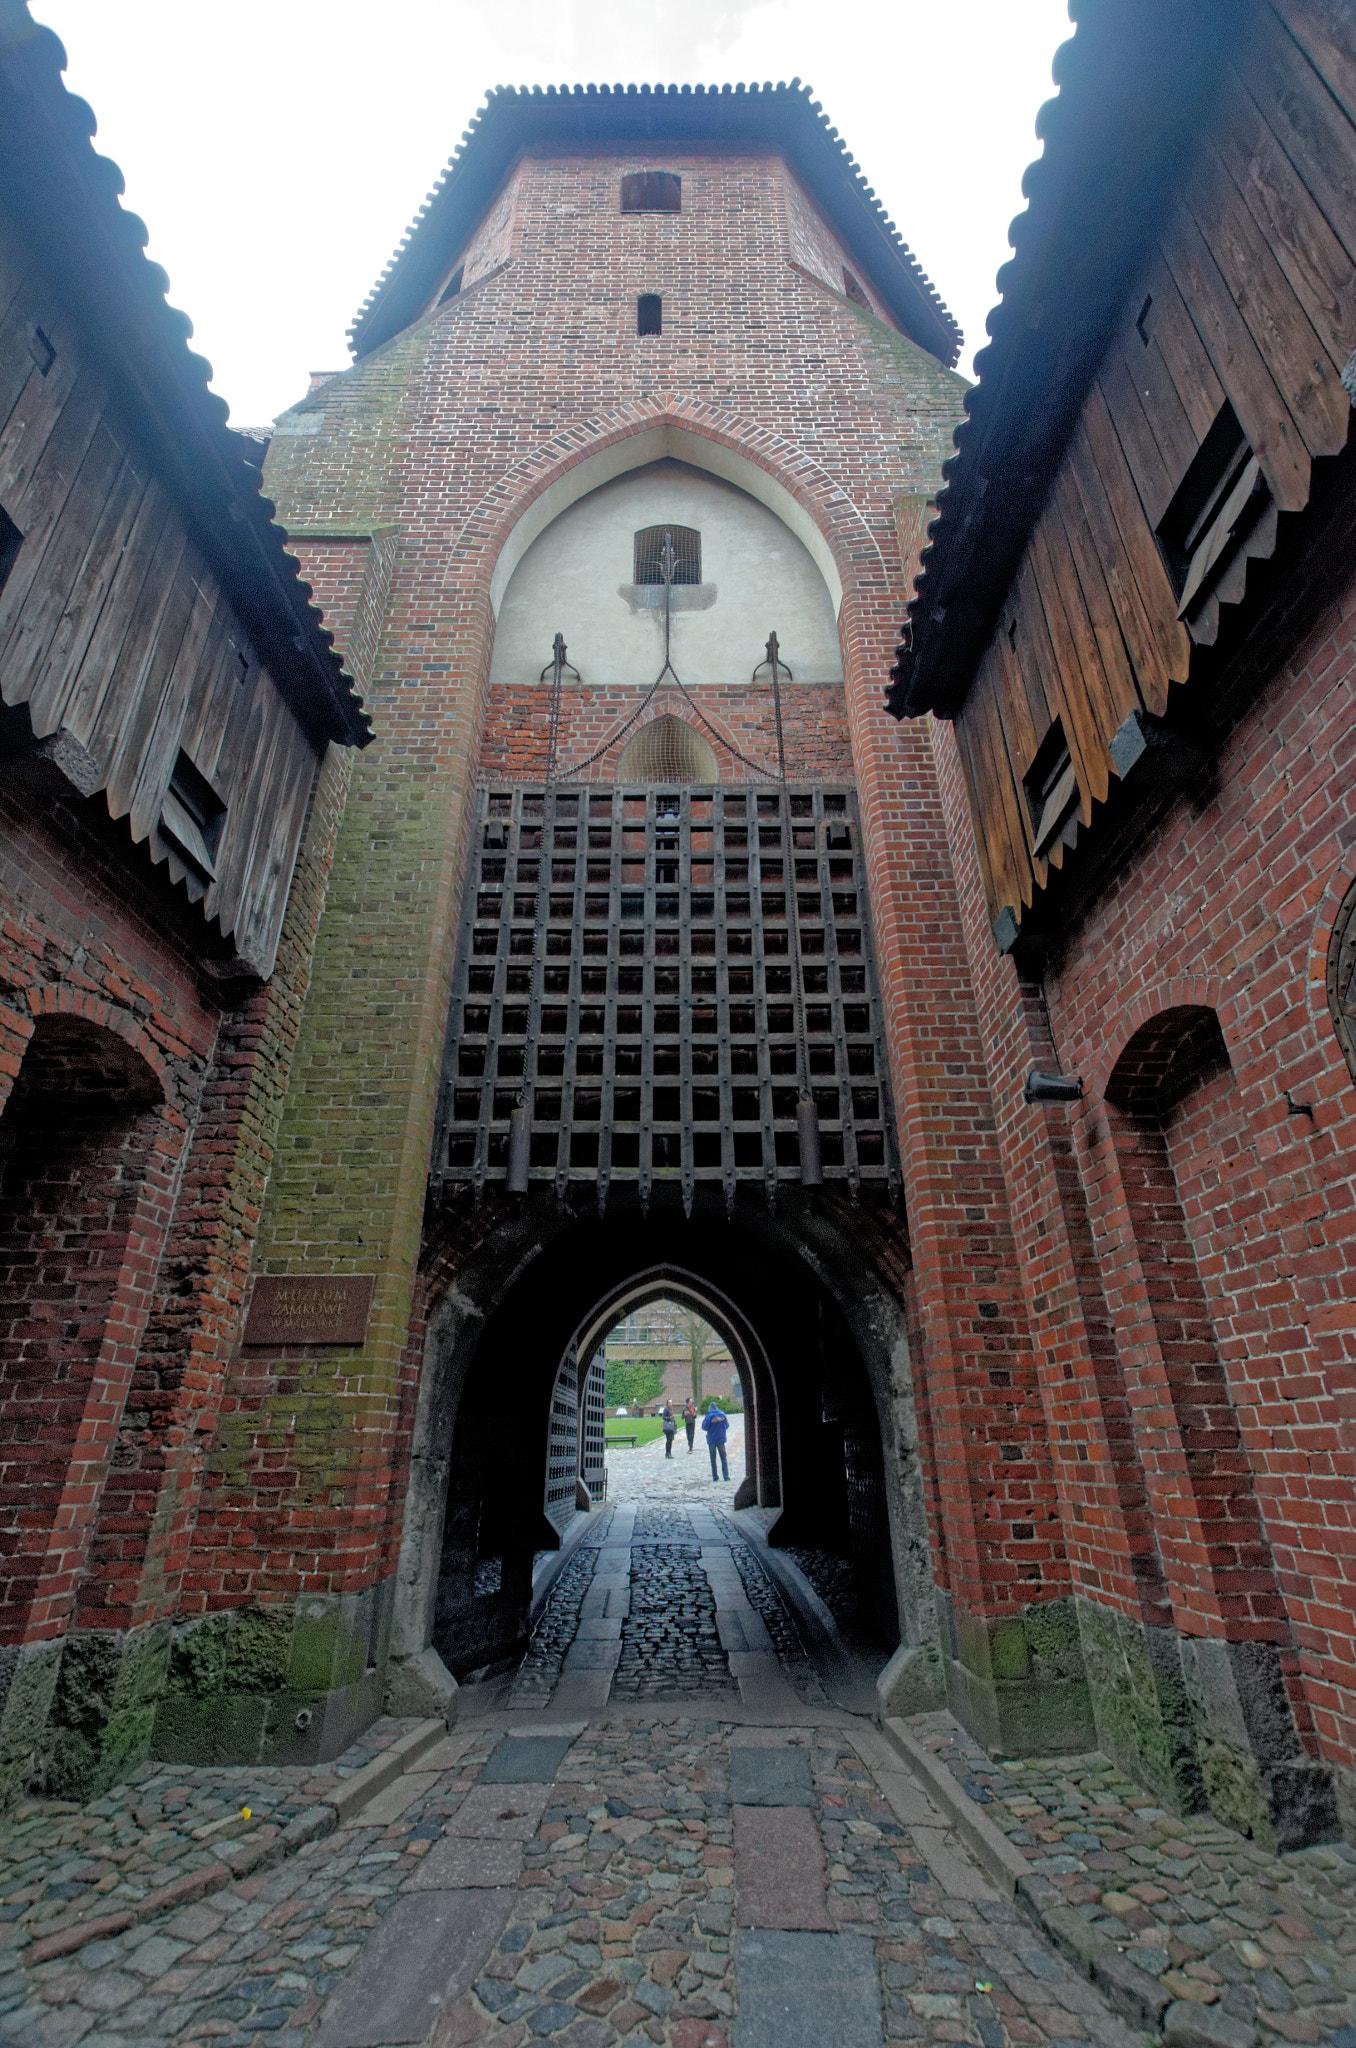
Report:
33,0,1071,428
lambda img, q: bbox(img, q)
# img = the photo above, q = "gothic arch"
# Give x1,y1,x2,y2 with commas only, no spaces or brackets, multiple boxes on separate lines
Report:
446,403,893,624
1103,1005,1233,1119
1089,975,1230,1105
23,985,183,1122
566,1262,780,1508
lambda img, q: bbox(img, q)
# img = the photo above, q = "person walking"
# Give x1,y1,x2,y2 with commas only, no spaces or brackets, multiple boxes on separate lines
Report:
661,1401,677,1459
702,1399,729,1482
683,1397,697,1455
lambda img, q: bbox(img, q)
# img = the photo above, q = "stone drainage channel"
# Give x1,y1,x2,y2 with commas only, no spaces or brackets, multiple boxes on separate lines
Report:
0,1504,1350,2048
499,1500,827,1720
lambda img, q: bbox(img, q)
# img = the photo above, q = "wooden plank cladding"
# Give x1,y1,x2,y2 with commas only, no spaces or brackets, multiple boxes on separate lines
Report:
0,214,354,979
946,0,1356,945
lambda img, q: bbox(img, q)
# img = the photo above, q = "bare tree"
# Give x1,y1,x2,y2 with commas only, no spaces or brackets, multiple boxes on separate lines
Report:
677,1306,722,1409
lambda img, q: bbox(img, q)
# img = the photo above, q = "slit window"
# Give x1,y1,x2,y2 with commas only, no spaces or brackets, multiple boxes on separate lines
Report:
159,749,227,880
1156,400,1269,624
439,266,464,304
1024,720,1079,858
842,269,870,309
634,525,700,585
0,505,21,599
637,293,662,336
27,326,54,376
621,171,681,213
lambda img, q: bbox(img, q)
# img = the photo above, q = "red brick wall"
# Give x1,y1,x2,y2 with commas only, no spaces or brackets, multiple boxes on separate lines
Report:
0,795,213,1643
930,545,1356,1768
479,680,853,784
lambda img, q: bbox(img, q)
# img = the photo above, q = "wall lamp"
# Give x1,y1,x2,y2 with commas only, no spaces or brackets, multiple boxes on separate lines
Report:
1023,1067,1083,1104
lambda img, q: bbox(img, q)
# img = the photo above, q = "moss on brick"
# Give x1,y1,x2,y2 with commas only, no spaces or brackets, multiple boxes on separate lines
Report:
39,1627,171,1802
165,1609,291,1701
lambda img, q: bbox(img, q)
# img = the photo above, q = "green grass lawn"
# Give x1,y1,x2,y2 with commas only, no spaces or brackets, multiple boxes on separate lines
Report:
605,1417,666,1446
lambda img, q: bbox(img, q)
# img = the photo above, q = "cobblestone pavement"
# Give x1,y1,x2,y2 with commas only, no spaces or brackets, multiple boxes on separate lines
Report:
722,1537,829,1710
7,1493,1355,2048
907,1712,1356,2048
612,1528,737,1706
0,1719,424,1967
509,1548,604,1708
0,1708,1153,2048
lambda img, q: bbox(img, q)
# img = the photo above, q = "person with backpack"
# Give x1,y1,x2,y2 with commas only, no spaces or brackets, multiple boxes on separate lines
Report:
702,1400,729,1482
682,1397,697,1454
661,1402,677,1458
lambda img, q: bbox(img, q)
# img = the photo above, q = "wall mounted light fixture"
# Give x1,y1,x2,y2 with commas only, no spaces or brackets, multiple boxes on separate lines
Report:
1023,1068,1083,1104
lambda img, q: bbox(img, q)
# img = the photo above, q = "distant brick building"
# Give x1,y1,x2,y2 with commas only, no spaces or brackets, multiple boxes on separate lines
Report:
602,1300,738,1412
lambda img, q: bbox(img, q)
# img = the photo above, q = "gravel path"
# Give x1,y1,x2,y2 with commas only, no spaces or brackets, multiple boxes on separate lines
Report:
605,1419,745,1504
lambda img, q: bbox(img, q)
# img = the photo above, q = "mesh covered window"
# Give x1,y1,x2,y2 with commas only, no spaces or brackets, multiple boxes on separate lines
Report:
634,525,701,585
618,716,717,784
621,171,681,213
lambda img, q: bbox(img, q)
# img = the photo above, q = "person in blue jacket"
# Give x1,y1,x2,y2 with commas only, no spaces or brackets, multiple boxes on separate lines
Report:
702,1399,729,1482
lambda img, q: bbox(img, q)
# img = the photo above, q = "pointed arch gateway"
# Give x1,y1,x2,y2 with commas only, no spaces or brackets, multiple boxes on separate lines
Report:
562,1263,780,1512
394,1191,937,1699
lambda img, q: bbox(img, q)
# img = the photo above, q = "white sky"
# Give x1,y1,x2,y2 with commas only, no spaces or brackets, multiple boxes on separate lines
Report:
33,0,1071,428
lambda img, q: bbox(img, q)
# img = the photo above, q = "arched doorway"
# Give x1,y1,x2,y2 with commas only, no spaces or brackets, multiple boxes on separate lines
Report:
394,1186,934,1691
0,1016,166,1638
567,1270,771,1511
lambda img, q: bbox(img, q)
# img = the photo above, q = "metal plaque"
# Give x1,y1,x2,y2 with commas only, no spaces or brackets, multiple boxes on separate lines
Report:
243,1275,375,1347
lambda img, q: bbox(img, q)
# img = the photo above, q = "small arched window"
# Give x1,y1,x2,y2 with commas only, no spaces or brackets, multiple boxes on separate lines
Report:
1327,876,1356,1084
621,171,681,214
842,268,870,308
634,525,700,586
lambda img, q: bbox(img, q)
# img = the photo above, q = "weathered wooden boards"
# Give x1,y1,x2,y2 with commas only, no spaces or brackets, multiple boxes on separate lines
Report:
0,211,320,976
955,0,1356,935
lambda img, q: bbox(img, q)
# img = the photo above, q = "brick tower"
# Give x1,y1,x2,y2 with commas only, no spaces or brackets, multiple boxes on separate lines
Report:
97,80,1097,1779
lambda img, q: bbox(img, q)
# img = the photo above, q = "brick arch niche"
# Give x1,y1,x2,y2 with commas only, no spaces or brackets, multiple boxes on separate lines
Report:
478,430,859,789
0,1016,166,1642
1101,1004,1334,1845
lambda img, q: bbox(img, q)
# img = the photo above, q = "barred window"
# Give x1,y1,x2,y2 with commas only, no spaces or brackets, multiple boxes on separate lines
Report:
634,524,700,586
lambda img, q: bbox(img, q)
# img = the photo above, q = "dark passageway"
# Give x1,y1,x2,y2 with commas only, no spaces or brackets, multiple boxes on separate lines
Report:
395,1186,932,1704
